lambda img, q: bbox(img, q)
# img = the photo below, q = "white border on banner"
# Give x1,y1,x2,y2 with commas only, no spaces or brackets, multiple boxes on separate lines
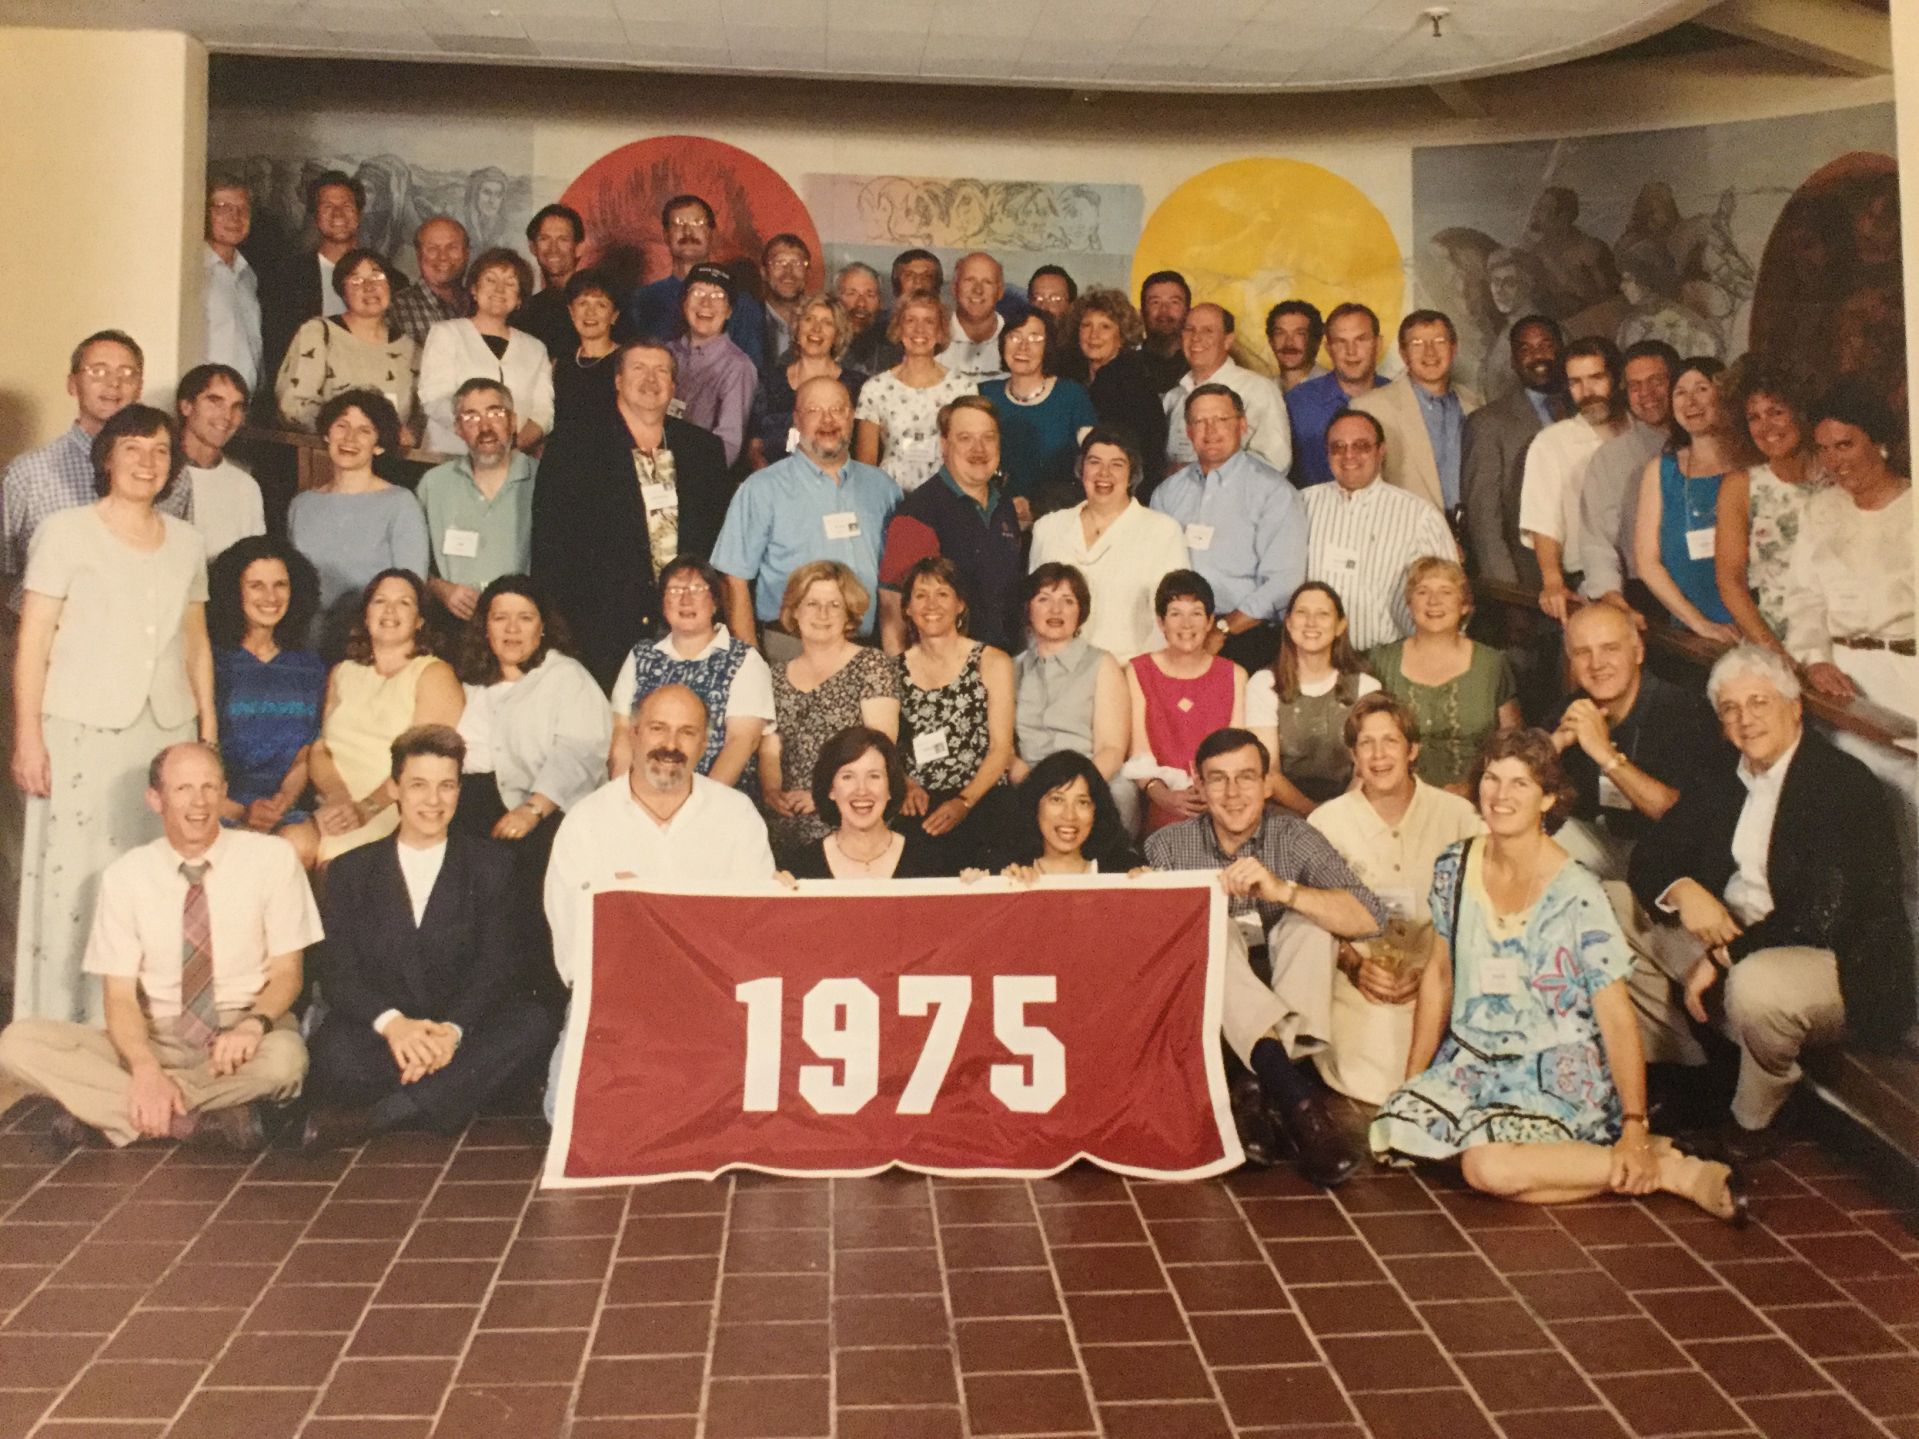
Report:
540,871,1246,1188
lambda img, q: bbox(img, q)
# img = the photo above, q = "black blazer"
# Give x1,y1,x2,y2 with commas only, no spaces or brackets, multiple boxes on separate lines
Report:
319,829,520,1037
1628,729,1916,1046
1461,384,1560,587
1062,347,1169,492
532,409,730,686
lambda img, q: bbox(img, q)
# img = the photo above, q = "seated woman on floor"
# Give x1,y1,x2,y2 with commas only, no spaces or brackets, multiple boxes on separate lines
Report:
783,727,942,881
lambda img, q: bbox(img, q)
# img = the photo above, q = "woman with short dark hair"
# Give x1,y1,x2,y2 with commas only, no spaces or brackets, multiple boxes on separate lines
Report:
11,405,215,1022
1125,569,1246,832
1715,354,1826,652
1011,562,1134,827
550,268,622,434
208,536,327,863
782,728,941,880
419,246,555,452
978,305,1099,520
275,246,420,440
1372,728,1744,1221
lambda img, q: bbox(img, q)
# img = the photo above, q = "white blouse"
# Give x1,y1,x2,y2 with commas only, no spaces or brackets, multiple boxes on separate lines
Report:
418,318,556,454
1028,501,1190,661
1782,485,1914,661
458,650,610,811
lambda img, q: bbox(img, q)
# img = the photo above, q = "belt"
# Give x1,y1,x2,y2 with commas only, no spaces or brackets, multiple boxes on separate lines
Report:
1834,635,1916,656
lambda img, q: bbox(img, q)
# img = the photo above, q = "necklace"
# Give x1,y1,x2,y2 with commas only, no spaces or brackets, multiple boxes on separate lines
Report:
830,831,894,870
575,347,612,369
1005,377,1054,405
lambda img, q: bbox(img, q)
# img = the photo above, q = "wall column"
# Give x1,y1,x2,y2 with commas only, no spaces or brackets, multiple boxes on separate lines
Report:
0,28,207,462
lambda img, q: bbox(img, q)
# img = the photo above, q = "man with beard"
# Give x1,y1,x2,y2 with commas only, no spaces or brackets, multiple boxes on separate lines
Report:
712,375,901,659
417,379,535,628
625,194,766,364
541,684,775,1121
1138,270,1191,393
1578,340,1681,620
1521,337,1629,621
1461,315,1565,587
836,261,897,375
532,342,730,685
175,363,266,562
388,216,473,347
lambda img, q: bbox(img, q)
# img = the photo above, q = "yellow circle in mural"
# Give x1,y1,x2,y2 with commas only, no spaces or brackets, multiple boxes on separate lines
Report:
1133,159,1403,377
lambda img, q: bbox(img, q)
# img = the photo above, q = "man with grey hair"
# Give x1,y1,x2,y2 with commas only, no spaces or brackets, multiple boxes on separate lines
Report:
416,377,534,626
389,215,474,346
938,251,1008,383
1629,645,1914,1159
540,684,775,1119
837,261,899,374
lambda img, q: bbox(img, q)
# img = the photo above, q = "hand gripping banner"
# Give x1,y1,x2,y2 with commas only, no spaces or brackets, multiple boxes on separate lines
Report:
543,874,1243,1185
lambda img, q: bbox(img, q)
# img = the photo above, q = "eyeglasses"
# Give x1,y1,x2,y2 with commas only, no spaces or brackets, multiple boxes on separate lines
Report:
457,405,511,423
669,217,712,232
1327,440,1378,457
1201,772,1264,794
766,257,808,274
1404,338,1453,354
799,598,847,614
797,405,853,421
79,363,140,382
344,273,389,289
1005,333,1047,347
1717,694,1781,722
208,200,248,216
664,582,711,599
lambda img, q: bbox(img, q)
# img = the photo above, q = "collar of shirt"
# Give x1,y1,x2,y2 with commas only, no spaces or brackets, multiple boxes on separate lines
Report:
948,313,1004,347
1323,477,1384,507
671,333,747,375
1738,734,1801,793
1028,635,1090,677
623,776,707,832
165,828,232,874
1192,446,1261,486
785,447,866,491
1524,387,1555,426
935,466,1001,523
454,450,535,500
652,623,737,661
203,244,252,278
1413,385,1461,419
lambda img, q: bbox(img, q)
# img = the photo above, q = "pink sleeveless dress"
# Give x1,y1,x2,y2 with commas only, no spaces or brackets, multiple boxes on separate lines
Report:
1131,654,1236,833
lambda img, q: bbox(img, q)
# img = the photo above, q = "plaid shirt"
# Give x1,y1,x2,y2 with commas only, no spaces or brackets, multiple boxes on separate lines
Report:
389,284,472,349
2,424,192,604
1145,808,1387,934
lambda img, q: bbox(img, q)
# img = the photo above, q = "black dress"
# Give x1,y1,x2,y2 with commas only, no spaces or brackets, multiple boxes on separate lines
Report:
1060,346,1169,493
785,830,946,879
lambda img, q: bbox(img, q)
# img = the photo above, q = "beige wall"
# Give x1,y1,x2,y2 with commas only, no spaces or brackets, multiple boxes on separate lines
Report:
0,28,208,463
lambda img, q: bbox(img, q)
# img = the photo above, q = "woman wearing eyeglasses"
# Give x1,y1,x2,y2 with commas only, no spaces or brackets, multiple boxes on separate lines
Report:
274,246,421,444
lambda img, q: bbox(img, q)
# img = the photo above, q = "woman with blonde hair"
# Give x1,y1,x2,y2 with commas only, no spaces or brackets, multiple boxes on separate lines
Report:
753,295,869,468
853,293,975,492
1059,287,1168,482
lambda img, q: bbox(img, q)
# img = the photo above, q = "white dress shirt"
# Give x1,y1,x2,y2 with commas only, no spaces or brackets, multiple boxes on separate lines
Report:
938,313,1008,383
185,459,267,562
84,829,323,1018
203,245,263,391
1301,479,1457,651
543,774,777,985
1028,500,1189,660
1782,486,1916,663
1163,357,1293,477
1519,415,1612,576
1724,736,1800,927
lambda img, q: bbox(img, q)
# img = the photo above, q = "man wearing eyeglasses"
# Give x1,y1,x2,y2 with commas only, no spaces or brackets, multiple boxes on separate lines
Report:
1351,309,1484,523
1629,646,1913,1161
203,181,263,391
415,379,536,629
760,233,816,372
624,193,766,367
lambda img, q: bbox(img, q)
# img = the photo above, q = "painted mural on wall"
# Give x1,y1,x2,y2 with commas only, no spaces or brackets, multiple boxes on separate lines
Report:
1411,104,1899,401
1132,158,1404,379
805,172,1142,296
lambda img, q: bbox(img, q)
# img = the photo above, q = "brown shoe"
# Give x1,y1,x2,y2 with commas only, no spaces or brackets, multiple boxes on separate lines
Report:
187,1103,268,1152
45,1111,104,1153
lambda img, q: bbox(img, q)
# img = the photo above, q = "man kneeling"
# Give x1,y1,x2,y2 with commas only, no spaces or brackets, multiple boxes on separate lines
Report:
303,725,554,1148
0,743,317,1150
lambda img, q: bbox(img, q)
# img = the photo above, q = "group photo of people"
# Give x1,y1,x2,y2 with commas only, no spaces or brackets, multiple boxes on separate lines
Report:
0,153,1913,1235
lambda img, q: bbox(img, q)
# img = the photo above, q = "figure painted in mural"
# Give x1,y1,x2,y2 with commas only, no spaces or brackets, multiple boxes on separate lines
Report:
1520,185,1619,320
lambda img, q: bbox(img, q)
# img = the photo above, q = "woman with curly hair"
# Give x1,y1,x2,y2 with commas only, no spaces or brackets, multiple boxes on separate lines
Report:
208,536,327,861
1371,728,1744,1221
1058,287,1168,485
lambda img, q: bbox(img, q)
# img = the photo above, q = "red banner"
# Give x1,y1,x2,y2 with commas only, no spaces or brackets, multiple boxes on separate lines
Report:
543,876,1242,1185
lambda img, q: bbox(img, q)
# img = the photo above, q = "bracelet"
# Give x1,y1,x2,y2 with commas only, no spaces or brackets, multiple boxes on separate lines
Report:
955,794,974,809
1602,752,1625,775
1620,1112,1649,1125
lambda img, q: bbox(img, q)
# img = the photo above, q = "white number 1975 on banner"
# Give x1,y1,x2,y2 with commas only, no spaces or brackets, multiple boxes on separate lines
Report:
734,975,1065,1116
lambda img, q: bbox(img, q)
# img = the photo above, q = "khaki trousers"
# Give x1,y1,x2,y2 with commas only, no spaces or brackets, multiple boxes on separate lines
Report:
1639,926,1847,1130
0,1008,307,1147
1220,912,1336,1067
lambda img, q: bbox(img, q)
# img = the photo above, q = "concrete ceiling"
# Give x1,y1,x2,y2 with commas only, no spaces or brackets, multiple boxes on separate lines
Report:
0,0,1751,92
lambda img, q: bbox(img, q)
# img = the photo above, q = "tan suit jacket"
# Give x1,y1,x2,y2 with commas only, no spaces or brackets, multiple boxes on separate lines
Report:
1352,377,1484,513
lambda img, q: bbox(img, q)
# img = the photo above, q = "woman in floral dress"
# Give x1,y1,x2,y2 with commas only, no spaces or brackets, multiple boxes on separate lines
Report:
1371,729,1744,1219
1715,355,1825,653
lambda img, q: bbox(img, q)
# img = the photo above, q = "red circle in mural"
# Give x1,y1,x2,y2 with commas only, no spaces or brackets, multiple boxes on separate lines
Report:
559,136,820,297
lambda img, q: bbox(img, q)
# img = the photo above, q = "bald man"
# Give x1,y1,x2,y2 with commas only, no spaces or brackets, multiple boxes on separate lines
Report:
938,251,1008,383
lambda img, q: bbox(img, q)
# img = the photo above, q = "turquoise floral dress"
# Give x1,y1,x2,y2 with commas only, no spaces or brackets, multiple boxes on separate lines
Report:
1369,840,1634,1160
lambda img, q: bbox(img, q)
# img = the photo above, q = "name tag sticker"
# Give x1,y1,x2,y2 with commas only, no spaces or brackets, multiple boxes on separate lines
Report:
785,425,801,454
442,527,480,558
823,511,860,540
1598,773,1632,810
1324,542,1361,574
912,729,950,767
640,482,676,514
1184,523,1214,551
1372,887,1417,920
1480,956,1522,996
1685,527,1716,561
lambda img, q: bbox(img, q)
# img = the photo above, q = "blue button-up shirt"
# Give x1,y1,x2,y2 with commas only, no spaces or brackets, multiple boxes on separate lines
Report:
1148,448,1307,623
1413,385,1466,510
710,450,901,636
1524,387,1556,428
1285,370,1385,488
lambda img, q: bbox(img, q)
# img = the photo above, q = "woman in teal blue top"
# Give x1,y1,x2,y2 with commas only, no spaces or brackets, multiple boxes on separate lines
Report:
209,535,328,864
979,307,1099,522
1633,356,1741,641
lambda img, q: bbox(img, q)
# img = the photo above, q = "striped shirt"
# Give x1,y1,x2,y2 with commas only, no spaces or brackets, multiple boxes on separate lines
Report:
2,423,192,605
1301,479,1456,651
1144,809,1386,935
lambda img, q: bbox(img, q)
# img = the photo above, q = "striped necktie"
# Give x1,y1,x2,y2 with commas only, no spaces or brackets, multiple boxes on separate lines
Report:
176,861,218,1049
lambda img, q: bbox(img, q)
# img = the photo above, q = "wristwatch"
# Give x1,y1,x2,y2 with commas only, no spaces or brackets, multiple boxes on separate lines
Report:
242,1012,272,1036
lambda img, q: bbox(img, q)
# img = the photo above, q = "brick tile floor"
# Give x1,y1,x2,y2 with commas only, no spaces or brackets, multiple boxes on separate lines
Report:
0,1096,1915,1437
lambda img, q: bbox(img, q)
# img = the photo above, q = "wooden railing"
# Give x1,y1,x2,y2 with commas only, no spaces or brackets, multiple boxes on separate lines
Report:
1474,578,1917,756
236,425,451,494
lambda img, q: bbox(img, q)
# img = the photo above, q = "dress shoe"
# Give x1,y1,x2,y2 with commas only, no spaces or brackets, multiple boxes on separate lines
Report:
1229,1073,1281,1168
187,1103,268,1152
1277,1093,1360,1189
45,1111,103,1153
300,1103,375,1153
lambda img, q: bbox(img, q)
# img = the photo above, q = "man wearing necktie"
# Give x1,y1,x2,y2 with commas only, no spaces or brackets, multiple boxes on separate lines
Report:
0,743,318,1150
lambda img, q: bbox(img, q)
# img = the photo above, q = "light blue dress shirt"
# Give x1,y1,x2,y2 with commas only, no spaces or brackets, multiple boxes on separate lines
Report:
1148,449,1307,623
1414,385,1466,510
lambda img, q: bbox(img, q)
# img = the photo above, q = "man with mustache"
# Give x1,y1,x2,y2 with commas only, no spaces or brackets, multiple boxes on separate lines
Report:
711,375,901,662
1521,337,1631,622
540,684,776,1120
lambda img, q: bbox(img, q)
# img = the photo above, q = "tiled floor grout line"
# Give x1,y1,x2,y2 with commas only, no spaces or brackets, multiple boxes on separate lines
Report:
286,1138,455,1436
921,1171,976,1438
1121,1179,1246,1435
691,1173,736,1439
1224,1180,1376,1438
1022,1178,1109,1438
1616,1181,1908,1437
421,1132,544,1436
824,1177,839,1438
565,1166,652,1433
